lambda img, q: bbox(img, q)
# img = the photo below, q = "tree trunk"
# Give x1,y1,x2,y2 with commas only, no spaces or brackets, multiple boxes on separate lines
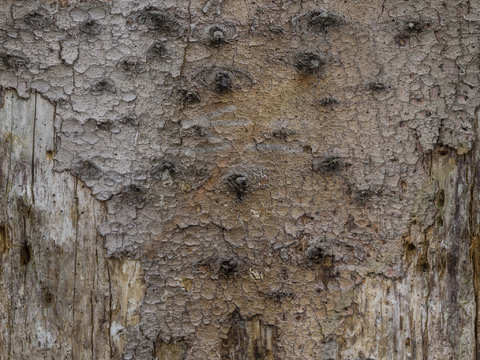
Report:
1,0,479,359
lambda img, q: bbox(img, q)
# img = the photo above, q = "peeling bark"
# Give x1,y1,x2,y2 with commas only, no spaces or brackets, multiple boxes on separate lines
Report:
1,0,480,359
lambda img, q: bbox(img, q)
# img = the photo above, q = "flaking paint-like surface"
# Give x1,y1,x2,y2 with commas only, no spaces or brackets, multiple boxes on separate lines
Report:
0,0,479,359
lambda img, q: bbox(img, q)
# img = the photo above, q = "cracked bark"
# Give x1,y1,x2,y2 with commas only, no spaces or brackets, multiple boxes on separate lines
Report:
1,0,480,359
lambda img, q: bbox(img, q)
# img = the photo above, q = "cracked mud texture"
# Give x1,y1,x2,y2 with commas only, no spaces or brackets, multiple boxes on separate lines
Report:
1,0,480,359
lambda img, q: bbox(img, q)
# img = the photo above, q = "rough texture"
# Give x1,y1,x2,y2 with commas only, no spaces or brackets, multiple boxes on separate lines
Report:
0,0,479,359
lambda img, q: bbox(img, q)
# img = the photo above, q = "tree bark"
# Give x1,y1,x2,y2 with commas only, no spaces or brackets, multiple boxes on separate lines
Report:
1,0,479,359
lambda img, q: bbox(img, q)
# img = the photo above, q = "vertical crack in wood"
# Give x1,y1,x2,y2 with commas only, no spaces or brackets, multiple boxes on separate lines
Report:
470,106,480,359
31,92,36,206
6,91,12,360
90,290,94,359
107,262,113,358
52,103,56,152
72,177,79,360
469,207,479,360
423,232,430,360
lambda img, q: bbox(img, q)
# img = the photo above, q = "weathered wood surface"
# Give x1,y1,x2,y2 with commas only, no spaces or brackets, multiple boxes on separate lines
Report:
1,0,480,359
0,91,145,360
337,141,479,360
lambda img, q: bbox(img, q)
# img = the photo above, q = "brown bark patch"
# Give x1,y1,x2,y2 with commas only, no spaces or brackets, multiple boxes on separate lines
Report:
20,243,31,265
221,312,278,360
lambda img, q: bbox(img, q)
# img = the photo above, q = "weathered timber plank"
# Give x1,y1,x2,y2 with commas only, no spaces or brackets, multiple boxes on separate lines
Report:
0,88,14,360
7,90,36,360
73,181,110,360
31,92,77,359
108,257,145,360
